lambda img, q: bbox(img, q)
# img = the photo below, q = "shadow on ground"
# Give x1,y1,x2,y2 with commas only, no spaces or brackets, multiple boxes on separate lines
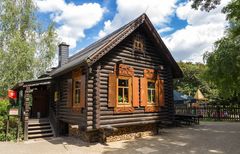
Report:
100,122,240,154
17,122,240,154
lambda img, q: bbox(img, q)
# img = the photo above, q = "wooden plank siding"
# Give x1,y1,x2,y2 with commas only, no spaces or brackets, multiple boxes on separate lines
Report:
86,28,174,130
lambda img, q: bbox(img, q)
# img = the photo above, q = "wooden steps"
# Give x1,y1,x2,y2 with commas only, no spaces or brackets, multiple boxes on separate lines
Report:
28,118,54,139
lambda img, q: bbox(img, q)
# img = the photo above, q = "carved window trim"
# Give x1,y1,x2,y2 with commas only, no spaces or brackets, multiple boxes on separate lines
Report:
72,69,81,108
133,34,144,52
115,64,135,113
117,76,132,107
141,69,164,113
108,64,136,113
147,80,157,105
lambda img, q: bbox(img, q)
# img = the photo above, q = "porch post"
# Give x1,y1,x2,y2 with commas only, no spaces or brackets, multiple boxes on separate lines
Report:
24,86,30,141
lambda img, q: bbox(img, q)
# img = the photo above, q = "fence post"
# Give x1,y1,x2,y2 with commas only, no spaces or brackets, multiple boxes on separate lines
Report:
217,105,220,121
5,115,9,141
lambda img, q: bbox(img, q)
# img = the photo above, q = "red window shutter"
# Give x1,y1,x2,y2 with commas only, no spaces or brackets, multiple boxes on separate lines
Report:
80,75,86,108
67,79,73,107
108,73,117,107
140,77,147,106
159,80,165,106
132,77,139,107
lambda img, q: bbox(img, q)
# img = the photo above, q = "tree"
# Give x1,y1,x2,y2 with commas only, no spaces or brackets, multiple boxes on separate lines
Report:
0,0,58,97
204,38,240,101
174,62,218,101
191,0,221,11
202,0,240,102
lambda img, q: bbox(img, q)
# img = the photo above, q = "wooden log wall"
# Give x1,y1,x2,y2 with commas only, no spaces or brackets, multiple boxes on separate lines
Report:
57,73,87,129
87,28,175,130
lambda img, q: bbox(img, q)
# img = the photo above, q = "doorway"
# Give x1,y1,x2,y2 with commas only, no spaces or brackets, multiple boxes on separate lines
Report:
31,88,49,118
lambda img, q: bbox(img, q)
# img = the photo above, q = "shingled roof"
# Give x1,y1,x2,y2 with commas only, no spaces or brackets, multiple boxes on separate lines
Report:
50,13,183,78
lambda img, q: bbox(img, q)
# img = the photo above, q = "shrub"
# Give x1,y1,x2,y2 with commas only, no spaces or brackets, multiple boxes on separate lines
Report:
0,99,22,141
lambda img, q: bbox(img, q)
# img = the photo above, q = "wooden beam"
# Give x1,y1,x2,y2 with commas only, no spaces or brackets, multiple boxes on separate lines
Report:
24,86,30,141
95,64,101,129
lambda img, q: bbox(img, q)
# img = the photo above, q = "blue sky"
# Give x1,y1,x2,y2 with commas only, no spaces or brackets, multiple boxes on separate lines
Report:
35,0,230,62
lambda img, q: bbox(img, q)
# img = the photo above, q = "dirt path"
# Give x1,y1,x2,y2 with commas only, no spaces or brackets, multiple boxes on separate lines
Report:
0,122,239,154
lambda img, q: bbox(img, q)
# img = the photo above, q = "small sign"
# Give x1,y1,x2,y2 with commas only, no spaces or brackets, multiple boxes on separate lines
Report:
9,108,19,116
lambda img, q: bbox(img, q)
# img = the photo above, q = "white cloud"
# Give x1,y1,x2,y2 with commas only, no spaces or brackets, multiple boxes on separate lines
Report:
35,0,105,48
163,0,230,62
98,0,177,38
157,27,174,34
35,0,65,12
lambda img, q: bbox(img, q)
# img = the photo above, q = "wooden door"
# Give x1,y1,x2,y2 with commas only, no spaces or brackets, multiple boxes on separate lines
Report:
32,90,49,118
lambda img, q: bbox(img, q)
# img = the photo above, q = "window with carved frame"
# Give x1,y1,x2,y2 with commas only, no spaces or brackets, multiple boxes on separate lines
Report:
140,69,164,112
72,70,81,108
67,69,86,111
147,80,156,105
74,80,81,104
108,64,139,113
133,33,144,52
117,77,132,106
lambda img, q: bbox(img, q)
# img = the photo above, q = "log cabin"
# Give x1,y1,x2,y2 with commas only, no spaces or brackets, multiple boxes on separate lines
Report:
12,13,183,142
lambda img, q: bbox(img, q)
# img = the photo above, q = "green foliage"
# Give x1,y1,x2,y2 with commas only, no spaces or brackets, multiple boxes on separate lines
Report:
191,0,221,12
0,0,58,96
203,0,240,102
222,0,240,38
174,62,218,101
0,99,22,141
191,0,240,103
0,99,9,116
204,37,240,100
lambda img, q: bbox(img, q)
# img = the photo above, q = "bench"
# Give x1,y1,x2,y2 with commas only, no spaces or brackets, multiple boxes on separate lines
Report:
174,114,200,126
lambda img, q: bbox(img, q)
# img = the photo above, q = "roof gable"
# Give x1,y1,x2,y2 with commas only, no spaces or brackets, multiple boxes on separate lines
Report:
51,13,183,78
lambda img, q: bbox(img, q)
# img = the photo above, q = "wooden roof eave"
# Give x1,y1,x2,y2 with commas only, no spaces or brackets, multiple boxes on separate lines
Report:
50,14,145,77
50,13,183,78
142,16,183,78
87,14,182,78
86,15,145,66
50,60,89,77
11,77,52,90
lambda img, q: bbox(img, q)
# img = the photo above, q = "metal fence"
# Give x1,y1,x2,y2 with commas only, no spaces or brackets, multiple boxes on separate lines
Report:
175,105,240,121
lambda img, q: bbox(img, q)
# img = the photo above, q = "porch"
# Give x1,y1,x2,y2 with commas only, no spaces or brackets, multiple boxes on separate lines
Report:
12,77,56,140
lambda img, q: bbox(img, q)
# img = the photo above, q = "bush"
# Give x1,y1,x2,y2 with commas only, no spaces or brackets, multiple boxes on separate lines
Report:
0,99,22,141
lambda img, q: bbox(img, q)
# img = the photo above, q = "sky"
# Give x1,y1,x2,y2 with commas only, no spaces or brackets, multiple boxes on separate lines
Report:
35,0,230,63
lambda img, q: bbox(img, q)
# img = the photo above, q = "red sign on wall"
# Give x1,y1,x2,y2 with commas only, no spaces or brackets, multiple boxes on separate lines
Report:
8,90,17,99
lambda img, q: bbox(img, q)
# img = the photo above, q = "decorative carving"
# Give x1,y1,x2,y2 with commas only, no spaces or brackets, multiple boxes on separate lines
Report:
118,64,134,77
133,33,144,52
114,107,135,113
145,106,159,112
144,69,156,79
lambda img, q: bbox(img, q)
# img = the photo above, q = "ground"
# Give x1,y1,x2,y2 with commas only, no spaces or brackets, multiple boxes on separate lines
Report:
0,122,240,154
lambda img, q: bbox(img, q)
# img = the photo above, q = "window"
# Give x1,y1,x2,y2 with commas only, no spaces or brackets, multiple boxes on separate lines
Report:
73,70,81,108
108,64,138,113
70,69,86,109
133,34,144,52
140,69,165,112
118,78,130,105
74,80,81,104
147,81,156,105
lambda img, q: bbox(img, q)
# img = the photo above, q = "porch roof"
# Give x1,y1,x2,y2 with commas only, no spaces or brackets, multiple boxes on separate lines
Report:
12,77,52,90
